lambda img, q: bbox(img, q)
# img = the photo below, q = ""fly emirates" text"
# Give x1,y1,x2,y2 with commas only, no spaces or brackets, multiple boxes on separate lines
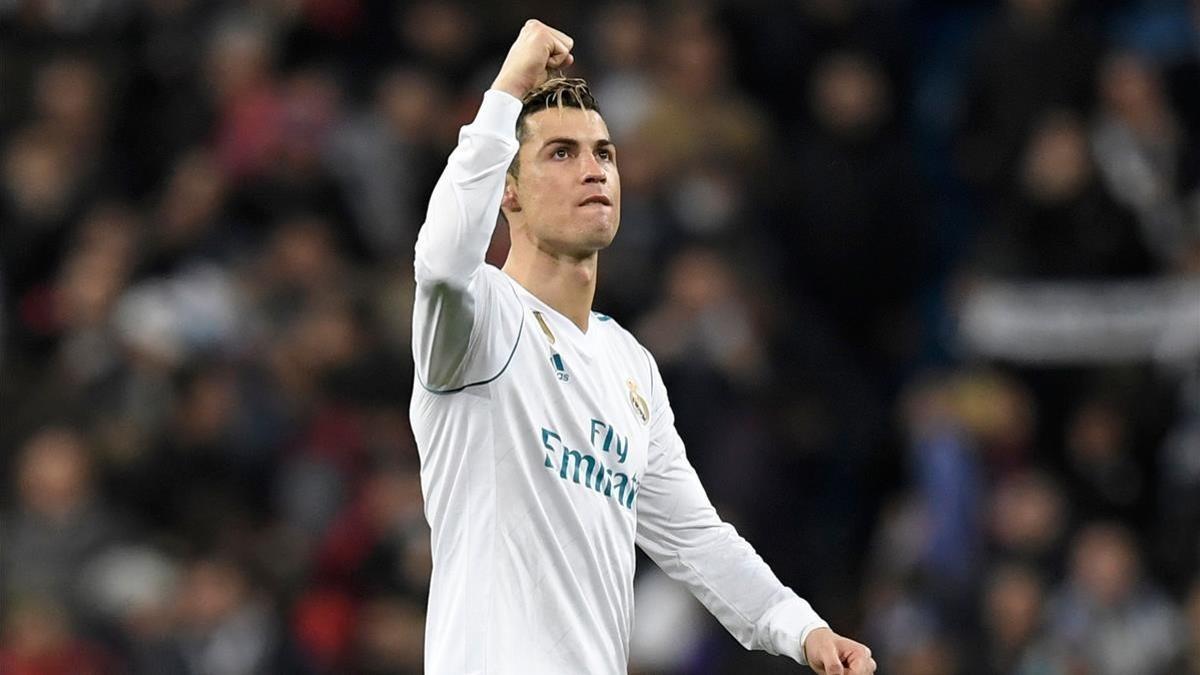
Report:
540,419,639,510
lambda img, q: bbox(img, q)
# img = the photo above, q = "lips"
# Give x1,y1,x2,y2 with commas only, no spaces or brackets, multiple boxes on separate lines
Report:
579,195,612,206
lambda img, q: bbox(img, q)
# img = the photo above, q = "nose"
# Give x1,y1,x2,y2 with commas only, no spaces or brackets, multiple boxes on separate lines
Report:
582,153,606,184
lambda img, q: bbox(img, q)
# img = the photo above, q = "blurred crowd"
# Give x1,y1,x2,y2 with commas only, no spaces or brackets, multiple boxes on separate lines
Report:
1,1,1198,674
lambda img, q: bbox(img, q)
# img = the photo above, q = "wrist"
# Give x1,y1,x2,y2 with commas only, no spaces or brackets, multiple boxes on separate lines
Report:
802,626,833,665
490,77,527,101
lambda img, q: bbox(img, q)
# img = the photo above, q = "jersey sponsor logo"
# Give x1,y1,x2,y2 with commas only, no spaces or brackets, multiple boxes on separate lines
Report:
551,353,570,382
540,419,638,509
532,310,570,383
627,379,650,425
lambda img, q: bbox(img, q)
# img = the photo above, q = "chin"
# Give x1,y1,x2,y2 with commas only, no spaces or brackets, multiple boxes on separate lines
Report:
587,222,618,249
561,231,615,259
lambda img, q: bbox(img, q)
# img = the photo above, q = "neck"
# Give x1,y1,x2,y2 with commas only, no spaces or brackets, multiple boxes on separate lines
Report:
502,240,598,332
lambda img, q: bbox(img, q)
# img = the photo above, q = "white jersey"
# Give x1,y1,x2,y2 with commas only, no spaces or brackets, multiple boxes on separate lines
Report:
410,89,828,675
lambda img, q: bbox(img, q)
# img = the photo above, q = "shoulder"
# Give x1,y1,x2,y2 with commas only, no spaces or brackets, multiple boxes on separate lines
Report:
479,265,528,308
480,263,512,286
593,311,659,378
593,310,638,350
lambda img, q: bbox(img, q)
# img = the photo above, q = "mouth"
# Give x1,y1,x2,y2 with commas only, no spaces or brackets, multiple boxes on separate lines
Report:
579,195,613,207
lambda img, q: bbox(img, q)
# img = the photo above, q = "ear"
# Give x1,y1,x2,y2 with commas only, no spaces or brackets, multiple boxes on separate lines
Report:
501,177,522,213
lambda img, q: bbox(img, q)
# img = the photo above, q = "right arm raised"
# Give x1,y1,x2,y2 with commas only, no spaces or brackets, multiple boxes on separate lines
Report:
411,90,523,391
412,20,574,391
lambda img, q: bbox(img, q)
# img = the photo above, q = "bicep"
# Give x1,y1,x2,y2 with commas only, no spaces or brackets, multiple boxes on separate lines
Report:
412,268,521,392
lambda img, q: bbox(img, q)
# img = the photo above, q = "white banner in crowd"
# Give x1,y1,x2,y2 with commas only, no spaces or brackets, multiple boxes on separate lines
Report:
960,280,1200,364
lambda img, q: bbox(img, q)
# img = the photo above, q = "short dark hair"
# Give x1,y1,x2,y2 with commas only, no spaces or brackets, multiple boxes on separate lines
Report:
508,77,601,179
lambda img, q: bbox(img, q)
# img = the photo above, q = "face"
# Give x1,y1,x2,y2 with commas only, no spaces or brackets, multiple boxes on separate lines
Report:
1072,526,1137,607
503,107,620,259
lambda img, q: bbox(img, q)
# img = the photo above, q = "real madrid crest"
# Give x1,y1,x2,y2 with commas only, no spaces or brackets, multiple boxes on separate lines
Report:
627,378,650,425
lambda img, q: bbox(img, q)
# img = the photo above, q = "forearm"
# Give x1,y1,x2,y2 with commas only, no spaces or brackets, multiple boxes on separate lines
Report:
412,89,521,389
413,89,521,286
637,495,828,664
636,350,829,664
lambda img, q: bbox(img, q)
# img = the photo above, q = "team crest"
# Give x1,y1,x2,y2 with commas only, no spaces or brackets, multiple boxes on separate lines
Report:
626,379,650,424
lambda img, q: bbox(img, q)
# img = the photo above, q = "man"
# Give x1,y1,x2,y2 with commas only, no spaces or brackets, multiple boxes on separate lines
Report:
410,20,876,674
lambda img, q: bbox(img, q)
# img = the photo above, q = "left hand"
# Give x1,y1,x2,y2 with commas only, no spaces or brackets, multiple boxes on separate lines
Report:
803,627,876,674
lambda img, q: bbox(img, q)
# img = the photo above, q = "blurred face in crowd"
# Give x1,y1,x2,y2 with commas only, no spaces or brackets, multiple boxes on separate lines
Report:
176,558,248,631
377,67,445,140
355,597,425,671
17,428,93,520
1020,112,1092,202
811,51,891,139
1066,400,1136,498
1099,53,1172,128
984,565,1044,649
989,471,1066,556
35,57,107,142
265,216,341,289
665,248,735,313
593,2,650,69
1071,524,1139,607
2,600,73,658
401,1,477,65
205,21,272,103
3,128,75,219
661,11,729,99
503,106,621,260
159,151,227,247
952,372,1035,458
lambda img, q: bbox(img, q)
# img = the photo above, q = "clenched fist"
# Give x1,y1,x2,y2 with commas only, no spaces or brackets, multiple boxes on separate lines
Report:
804,628,876,674
491,19,575,100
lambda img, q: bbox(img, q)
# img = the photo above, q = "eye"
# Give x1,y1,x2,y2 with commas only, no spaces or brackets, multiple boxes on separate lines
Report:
553,147,569,159
597,148,612,161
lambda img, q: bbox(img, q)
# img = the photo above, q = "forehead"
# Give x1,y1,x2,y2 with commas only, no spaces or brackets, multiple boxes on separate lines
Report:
521,107,611,144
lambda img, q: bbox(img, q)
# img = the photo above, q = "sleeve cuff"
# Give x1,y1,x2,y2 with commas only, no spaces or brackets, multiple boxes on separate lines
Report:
759,595,830,666
472,89,524,138
798,620,832,666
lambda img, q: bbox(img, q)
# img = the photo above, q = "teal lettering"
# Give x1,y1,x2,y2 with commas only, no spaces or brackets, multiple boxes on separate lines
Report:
613,473,629,504
605,432,628,464
596,467,612,495
537,424,634,509
590,419,606,447
541,428,561,468
560,446,597,488
624,476,640,509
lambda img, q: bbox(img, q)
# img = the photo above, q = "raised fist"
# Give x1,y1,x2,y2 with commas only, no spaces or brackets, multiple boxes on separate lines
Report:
491,19,575,100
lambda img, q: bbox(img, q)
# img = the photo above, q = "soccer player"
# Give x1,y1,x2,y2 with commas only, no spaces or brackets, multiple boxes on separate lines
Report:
410,20,877,675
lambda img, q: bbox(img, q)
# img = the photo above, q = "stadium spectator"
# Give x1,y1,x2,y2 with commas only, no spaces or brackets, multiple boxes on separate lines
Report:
0,3,1195,673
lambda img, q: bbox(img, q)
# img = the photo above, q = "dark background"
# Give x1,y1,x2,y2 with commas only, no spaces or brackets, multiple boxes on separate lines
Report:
1,1,1198,673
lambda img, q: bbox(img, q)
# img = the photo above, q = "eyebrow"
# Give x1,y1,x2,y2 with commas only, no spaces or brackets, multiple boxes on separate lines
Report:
540,137,616,151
